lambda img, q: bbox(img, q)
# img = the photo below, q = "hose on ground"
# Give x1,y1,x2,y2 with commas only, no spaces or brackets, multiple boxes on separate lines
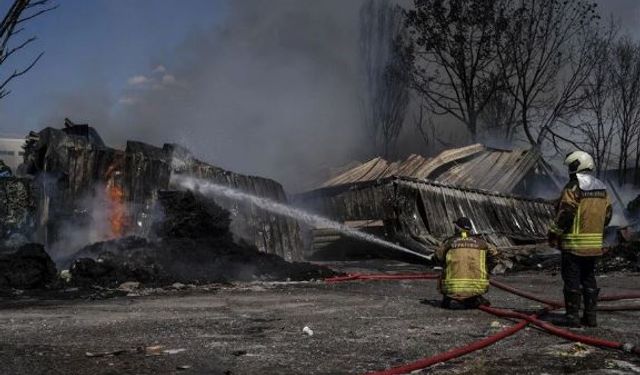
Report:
478,305,640,355
326,273,640,308
362,311,543,375
488,279,640,310
323,273,640,374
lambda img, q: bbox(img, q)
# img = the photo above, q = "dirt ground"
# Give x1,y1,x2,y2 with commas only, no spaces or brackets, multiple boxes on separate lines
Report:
1,260,639,375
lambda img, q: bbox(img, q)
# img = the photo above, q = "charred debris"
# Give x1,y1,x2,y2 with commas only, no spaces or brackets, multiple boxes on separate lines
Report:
0,121,638,293
294,144,639,272
1,121,332,291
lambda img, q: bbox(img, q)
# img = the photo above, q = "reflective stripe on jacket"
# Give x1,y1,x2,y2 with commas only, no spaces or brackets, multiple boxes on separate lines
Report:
553,174,612,257
435,234,497,299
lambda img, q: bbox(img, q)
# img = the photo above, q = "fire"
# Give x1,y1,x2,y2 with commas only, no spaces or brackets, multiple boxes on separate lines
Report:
104,162,128,239
106,180,126,238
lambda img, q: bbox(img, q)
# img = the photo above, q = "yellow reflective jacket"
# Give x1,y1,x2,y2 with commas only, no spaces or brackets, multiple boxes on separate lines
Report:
435,233,498,299
551,173,612,257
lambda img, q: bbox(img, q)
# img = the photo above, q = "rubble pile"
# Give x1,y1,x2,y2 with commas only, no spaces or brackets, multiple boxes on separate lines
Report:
0,243,56,289
67,191,338,287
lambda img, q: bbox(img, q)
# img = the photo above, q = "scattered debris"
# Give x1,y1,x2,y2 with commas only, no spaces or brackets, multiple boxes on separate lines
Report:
302,326,314,336
145,345,165,356
545,343,594,358
163,348,187,355
85,349,129,358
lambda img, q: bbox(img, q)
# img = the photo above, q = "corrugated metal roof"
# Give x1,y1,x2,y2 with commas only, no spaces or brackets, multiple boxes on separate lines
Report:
320,144,542,193
296,176,554,251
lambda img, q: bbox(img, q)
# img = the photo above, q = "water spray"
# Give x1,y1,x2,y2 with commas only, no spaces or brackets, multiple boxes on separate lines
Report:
172,175,433,262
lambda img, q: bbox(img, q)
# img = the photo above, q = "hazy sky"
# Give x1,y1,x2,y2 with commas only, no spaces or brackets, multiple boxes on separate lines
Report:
0,0,228,135
0,0,639,190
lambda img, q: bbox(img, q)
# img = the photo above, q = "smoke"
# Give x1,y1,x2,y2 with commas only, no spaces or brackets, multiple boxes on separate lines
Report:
595,0,640,37
48,183,121,261
173,174,433,261
39,0,375,193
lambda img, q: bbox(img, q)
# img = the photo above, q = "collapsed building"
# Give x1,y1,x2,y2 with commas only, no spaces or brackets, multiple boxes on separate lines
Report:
7,119,303,262
295,144,560,258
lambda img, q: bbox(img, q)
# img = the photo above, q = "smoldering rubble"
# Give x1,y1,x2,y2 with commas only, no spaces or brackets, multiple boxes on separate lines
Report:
66,190,338,288
0,121,337,292
0,121,638,294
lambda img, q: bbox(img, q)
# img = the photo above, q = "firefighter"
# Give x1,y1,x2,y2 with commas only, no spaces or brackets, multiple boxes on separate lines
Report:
0,159,12,177
436,217,498,309
548,151,612,327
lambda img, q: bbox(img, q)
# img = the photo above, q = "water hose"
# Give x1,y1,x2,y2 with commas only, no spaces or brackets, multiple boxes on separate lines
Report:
326,273,640,308
478,305,639,355
362,312,541,375
323,273,640,374
325,273,440,283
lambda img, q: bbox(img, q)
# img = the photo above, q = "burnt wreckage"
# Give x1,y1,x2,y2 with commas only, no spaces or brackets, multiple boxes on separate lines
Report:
295,144,560,259
1,122,569,276
13,120,303,262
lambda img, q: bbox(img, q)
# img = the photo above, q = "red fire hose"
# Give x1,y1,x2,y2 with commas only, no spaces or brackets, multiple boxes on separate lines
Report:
324,272,640,374
478,305,640,355
362,310,547,375
327,273,640,308
325,273,440,283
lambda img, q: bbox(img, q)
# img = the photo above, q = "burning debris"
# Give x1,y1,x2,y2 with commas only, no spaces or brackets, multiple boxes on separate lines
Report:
65,190,337,287
19,121,303,261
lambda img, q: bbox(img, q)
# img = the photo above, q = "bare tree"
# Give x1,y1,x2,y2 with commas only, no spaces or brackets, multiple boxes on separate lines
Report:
359,0,411,158
558,23,617,177
497,0,600,150
478,87,519,142
608,37,640,185
413,98,454,149
405,0,509,142
0,0,56,99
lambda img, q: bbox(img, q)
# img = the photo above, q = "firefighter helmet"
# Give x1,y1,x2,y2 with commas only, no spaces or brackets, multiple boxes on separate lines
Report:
564,151,594,173
453,217,473,231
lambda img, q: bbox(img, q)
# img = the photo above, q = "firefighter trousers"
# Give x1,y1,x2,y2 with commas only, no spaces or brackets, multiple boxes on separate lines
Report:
561,252,597,291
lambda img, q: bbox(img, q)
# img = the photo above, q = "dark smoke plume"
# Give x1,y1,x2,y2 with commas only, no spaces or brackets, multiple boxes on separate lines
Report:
44,0,372,192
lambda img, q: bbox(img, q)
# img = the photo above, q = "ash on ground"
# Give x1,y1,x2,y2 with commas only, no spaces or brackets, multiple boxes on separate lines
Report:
65,190,338,288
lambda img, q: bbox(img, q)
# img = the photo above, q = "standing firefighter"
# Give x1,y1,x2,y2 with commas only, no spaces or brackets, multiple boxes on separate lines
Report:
548,151,612,327
436,217,498,309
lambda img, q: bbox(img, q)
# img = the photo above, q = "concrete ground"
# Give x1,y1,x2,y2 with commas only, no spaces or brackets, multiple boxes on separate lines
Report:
0,261,639,375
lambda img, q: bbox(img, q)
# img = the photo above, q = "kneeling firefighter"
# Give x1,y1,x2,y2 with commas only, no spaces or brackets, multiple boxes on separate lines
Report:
436,217,498,309
548,151,612,327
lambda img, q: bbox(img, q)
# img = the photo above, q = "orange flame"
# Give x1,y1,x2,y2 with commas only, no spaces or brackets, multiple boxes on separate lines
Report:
106,181,126,238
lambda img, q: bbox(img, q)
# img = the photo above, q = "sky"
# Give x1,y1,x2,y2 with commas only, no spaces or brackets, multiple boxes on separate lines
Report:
0,0,229,135
0,0,639,191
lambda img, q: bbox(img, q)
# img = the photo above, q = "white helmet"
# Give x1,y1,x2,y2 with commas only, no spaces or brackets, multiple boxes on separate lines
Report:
564,151,594,173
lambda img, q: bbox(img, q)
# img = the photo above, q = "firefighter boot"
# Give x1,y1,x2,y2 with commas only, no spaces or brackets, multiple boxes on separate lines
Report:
441,296,452,309
582,288,600,327
559,288,582,327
